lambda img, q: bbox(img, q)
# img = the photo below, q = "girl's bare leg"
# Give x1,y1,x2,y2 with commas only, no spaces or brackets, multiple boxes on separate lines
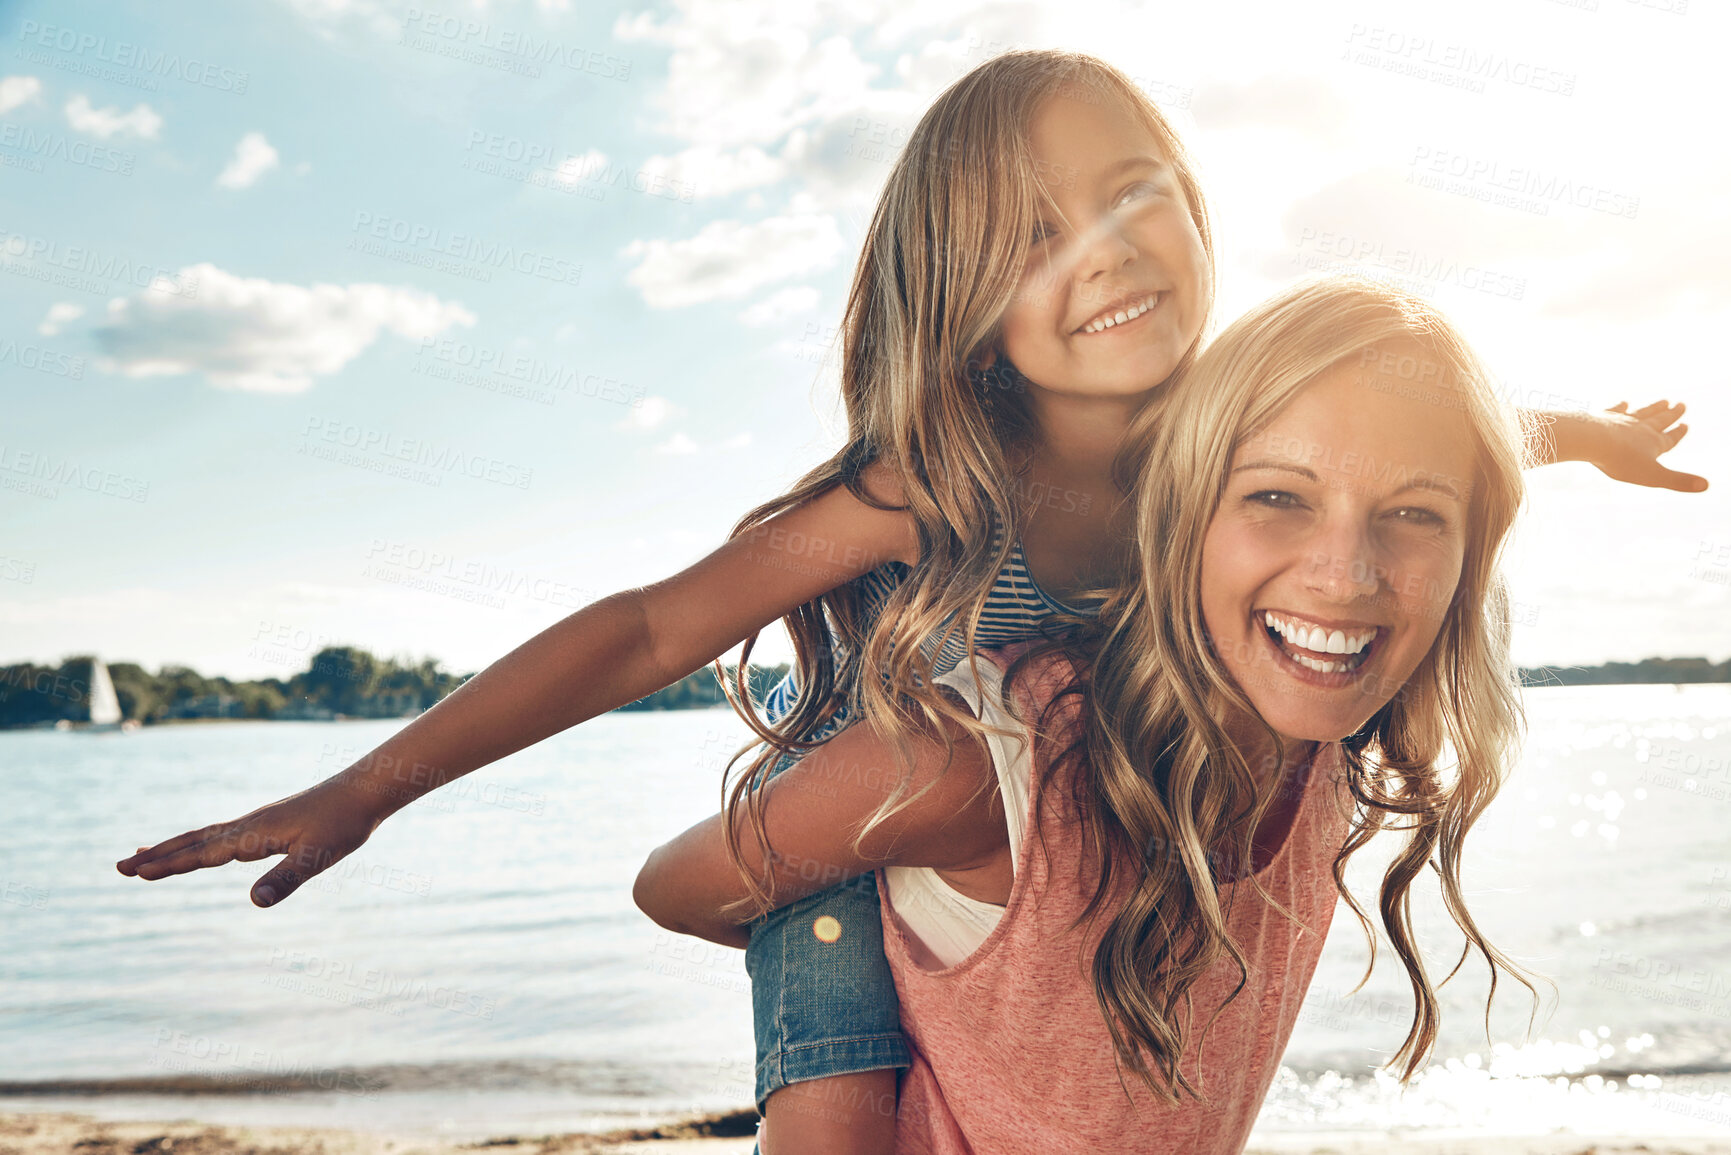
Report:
758,1070,898,1155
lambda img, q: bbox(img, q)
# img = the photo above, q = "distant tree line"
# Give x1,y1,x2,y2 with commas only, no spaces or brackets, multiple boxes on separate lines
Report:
617,663,790,712
0,648,791,730
1518,656,1731,686
4,647,1720,731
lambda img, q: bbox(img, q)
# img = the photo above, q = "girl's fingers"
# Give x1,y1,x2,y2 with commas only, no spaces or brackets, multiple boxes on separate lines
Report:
117,826,221,875
130,822,286,880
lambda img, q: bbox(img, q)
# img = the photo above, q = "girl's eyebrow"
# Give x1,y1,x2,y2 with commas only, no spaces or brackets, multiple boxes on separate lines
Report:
1104,155,1169,179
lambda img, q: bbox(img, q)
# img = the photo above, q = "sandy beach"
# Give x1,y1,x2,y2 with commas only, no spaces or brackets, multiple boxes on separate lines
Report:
6,1110,1731,1155
0,1109,762,1154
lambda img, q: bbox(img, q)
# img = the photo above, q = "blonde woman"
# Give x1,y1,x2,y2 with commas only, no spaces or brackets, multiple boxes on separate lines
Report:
637,276,1542,1153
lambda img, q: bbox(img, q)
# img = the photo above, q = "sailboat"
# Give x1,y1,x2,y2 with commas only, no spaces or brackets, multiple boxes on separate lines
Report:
58,658,135,733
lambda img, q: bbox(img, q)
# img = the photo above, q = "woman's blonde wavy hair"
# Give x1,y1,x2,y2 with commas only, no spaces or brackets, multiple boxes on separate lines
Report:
1029,274,1547,1102
716,50,1214,912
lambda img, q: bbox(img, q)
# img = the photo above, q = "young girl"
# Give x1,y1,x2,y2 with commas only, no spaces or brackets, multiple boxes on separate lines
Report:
635,274,1539,1153
117,51,1697,1155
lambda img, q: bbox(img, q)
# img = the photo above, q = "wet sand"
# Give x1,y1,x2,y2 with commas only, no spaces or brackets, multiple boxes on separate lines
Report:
8,1110,1731,1154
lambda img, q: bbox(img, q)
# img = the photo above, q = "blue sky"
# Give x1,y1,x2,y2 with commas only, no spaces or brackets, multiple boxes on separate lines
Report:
2,0,1727,679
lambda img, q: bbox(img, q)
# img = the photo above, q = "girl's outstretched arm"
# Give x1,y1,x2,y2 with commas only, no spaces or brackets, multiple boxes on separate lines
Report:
634,706,1006,949
116,466,920,907
1525,399,1708,491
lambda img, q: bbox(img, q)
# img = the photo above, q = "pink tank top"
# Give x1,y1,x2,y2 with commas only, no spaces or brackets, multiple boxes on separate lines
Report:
881,647,1355,1154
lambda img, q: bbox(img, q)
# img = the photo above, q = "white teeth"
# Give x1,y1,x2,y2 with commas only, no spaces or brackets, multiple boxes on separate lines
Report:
1081,294,1158,334
1260,611,1377,662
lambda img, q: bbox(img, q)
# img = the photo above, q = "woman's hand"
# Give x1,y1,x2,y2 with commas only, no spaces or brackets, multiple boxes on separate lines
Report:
1589,400,1707,491
1536,399,1708,491
115,775,388,908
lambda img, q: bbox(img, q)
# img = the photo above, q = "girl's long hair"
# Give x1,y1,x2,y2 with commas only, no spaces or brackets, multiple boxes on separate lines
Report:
716,51,1214,912
1048,274,1544,1101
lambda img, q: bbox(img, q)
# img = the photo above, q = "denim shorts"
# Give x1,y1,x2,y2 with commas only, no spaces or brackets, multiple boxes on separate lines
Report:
743,672,909,1109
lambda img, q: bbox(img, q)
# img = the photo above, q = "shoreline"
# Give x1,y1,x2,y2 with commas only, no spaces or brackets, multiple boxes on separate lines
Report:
6,1109,1731,1155
0,1108,761,1154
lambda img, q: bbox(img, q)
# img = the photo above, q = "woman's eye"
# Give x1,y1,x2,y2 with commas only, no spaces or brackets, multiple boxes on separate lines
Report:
1388,506,1445,527
1246,490,1303,510
1029,222,1056,244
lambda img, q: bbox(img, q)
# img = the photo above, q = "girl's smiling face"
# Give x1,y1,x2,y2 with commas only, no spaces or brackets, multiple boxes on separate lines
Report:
998,86,1210,401
1200,339,1479,745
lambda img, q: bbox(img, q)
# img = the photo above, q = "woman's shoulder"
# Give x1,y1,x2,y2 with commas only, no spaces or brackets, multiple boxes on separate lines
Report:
957,642,1090,735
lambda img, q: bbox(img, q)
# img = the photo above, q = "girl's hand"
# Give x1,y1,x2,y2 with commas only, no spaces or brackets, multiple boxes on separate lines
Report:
115,776,385,908
1591,400,1708,492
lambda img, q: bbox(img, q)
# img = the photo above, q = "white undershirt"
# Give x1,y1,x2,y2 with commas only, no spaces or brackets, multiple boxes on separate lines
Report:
882,659,1032,969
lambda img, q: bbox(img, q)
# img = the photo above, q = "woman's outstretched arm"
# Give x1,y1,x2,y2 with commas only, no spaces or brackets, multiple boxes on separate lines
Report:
1525,398,1707,491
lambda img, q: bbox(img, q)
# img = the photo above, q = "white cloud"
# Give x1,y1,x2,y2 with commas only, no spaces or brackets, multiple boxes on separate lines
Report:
611,1,966,209
37,302,84,337
217,132,281,190
655,432,699,455
639,144,787,199
617,395,684,431
739,285,820,326
615,14,867,149
623,212,845,308
64,94,163,140
91,263,476,393
0,75,42,115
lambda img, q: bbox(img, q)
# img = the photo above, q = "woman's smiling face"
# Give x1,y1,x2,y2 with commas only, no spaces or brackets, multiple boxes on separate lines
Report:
1200,338,1479,745
997,85,1210,400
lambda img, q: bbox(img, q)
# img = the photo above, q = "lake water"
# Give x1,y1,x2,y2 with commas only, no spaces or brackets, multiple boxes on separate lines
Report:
3,685,1730,1141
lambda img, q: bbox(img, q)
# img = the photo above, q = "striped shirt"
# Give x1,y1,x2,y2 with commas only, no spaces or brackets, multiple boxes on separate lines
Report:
759,529,1098,728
